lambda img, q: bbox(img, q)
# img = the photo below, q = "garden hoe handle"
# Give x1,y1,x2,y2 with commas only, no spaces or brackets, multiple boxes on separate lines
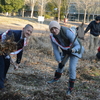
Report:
61,33,78,66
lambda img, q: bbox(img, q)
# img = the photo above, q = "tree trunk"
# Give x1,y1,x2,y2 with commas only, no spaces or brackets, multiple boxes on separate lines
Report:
57,0,61,22
84,9,87,23
22,8,24,17
31,6,34,18
40,5,43,16
77,10,80,21
92,14,95,20
58,8,60,22
40,0,43,16
87,14,90,23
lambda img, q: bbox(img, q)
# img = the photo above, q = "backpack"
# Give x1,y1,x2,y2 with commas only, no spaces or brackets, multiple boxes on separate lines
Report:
60,26,82,54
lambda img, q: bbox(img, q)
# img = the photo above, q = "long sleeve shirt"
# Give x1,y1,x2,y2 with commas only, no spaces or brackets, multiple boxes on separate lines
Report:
50,28,84,62
84,21,100,36
7,30,24,64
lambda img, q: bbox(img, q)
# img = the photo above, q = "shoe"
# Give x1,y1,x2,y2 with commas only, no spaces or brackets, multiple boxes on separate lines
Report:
66,88,72,95
47,79,59,84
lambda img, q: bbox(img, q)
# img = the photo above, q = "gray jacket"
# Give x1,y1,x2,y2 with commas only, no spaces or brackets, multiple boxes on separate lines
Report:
50,28,84,62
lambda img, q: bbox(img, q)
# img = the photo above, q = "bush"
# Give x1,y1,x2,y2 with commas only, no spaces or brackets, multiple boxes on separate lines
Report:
44,14,51,19
60,15,65,20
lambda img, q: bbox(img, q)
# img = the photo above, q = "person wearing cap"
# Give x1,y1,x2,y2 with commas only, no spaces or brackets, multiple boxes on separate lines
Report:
84,16,100,52
47,21,84,95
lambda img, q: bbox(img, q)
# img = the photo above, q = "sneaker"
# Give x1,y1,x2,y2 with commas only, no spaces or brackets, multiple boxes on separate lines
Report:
47,79,59,84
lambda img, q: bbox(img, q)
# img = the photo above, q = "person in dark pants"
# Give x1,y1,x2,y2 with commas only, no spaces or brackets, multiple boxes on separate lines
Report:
47,21,84,95
0,24,33,91
84,16,100,52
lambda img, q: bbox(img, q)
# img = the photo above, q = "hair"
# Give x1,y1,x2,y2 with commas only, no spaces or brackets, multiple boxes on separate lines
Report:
24,24,33,29
95,16,100,21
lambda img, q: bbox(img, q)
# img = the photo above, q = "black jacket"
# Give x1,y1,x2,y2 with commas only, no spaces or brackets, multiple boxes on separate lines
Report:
84,21,100,36
7,30,23,64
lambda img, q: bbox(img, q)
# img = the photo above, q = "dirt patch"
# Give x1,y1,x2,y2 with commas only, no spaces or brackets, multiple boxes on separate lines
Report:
0,16,100,100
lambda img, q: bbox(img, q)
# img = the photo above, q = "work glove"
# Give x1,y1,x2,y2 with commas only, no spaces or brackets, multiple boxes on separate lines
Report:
59,63,64,69
66,49,72,55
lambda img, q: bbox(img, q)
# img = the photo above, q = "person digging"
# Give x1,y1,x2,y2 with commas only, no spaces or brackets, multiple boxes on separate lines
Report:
47,21,84,95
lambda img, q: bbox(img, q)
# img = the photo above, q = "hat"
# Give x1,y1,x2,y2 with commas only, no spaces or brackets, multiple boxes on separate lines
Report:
95,16,100,21
49,21,61,30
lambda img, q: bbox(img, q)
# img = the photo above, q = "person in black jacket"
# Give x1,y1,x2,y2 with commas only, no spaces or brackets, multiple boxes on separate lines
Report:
84,16,100,52
0,24,33,91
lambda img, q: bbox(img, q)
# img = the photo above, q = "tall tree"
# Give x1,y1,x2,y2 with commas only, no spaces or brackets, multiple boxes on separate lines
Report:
26,0,37,18
62,0,68,18
75,0,95,23
0,0,6,5
90,0,100,20
51,0,61,22
21,0,27,17
37,0,50,16
0,0,24,14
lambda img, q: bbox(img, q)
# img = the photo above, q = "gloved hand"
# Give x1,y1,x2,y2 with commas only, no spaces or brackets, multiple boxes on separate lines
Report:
59,63,64,69
10,60,20,70
66,49,72,55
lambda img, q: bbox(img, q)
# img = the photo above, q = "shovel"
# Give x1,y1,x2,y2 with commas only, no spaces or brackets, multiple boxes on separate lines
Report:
61,22,85,66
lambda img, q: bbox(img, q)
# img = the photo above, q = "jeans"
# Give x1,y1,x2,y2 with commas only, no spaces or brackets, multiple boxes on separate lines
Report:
57,55,79,79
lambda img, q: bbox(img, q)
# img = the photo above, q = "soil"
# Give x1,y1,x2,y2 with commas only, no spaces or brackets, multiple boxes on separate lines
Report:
0,16,100,100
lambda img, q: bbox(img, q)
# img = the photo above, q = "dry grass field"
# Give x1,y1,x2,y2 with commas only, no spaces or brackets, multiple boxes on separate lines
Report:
0,16,100,100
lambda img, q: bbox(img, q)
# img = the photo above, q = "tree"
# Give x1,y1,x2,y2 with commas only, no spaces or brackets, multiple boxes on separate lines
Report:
45,0,68,20
61,0,68,18
51,0,61,22
0,0,6,5
37,0,50,16
90,0,100,20
0,0,24,14
75,0,95,23
45,2,55,16
25,0,37,18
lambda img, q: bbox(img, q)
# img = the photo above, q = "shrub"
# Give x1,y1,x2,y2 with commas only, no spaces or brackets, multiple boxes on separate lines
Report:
44,14,51,19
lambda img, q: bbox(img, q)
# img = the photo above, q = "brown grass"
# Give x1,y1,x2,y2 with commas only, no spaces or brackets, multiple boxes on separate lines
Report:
0,16,100,100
